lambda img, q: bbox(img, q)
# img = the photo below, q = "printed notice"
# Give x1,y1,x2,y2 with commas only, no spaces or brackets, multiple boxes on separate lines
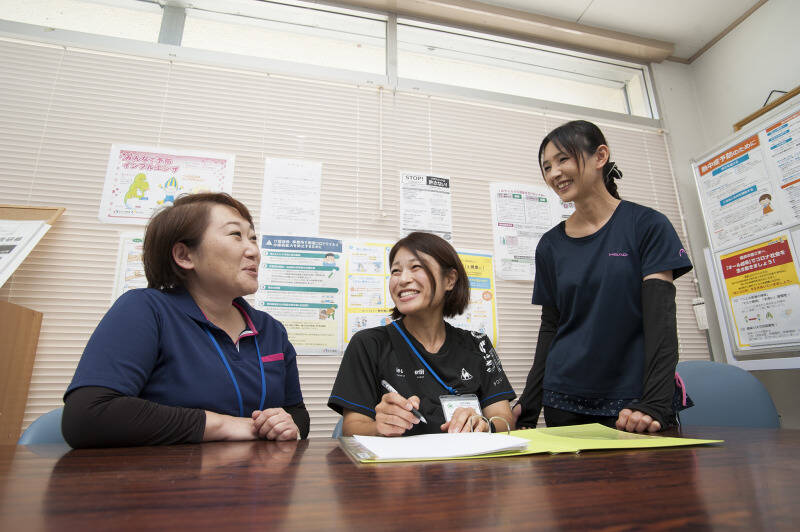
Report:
720,235,800,348
256,236,343,355
400,172,453,241
490,183,562,280
697,135,783,250
112,232,147,301
100,145,234,225
343,241,394,343
764,110,800,222
261,159,322,236
445,251,498,346
0,219,49,287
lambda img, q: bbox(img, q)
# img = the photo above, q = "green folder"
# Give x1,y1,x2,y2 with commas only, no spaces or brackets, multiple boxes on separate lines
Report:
341,423,723,463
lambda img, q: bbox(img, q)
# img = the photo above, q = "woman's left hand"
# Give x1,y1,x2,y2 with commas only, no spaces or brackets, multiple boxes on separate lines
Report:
441,407,488,433
251,408,299,441
616,408,661,433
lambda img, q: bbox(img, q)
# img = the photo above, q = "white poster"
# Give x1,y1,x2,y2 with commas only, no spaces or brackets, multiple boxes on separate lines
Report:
0,219,49,287
255,235,343,355
99,144,234,225
261,159,322,236
489,183,561,280
697,135,784,250
400,172,452,241
112,232,147,302
764,110,800,222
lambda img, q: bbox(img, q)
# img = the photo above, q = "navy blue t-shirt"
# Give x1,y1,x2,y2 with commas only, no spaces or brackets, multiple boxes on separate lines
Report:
66,288,303,417
533,200,692,401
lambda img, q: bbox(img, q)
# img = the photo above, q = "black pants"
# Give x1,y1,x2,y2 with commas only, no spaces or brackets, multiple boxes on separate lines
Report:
544,406,617,429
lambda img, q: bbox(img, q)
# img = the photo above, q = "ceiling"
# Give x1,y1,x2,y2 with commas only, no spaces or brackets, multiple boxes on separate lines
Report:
471,0,764,61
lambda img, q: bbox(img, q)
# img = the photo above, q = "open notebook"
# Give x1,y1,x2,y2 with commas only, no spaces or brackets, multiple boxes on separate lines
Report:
339,423,723,463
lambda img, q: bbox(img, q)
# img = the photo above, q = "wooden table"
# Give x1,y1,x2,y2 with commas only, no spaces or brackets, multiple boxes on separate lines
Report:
1,427,798,530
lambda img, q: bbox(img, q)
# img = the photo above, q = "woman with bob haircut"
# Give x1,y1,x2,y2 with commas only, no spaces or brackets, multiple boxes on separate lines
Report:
62,192,309,447
513,120,693,433
328,232,515,436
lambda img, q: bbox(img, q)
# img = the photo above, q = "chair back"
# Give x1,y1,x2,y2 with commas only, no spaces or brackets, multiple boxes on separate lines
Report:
18,407,66,445
332,418,343,438
677,360,779,428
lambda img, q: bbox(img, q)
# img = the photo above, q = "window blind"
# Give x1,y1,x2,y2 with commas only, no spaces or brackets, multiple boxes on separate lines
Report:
0,37,709,439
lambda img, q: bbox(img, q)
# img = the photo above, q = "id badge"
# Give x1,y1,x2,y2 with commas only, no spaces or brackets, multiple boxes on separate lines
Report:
439,394,481,422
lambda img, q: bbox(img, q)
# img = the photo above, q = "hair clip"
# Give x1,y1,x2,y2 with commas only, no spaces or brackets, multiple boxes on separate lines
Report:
605,161,623,180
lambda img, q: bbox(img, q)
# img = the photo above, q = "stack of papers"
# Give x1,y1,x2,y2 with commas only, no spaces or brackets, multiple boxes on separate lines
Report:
353,432,529,460
340,424,723,463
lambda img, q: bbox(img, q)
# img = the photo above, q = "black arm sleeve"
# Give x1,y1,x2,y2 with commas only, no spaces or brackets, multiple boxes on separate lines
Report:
516,305,559,428
624,279,679,428
284,402,310,440
62,386,206,448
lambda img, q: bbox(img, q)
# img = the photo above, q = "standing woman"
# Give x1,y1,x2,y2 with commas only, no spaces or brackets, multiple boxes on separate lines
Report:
328,232,516,436
513,120,692,433
62,193,309,447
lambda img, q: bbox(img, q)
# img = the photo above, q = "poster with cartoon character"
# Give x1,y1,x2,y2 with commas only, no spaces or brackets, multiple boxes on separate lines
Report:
99,144,234,224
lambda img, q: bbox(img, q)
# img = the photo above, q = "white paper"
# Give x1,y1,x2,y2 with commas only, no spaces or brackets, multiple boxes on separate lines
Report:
696,135,784,251
489,183,564,280
261,159,322,236
353,432,528,460
0,219,49,287
763,110,800,223
255,235,343,355
112,232,147,302
100,144,235,225
400,172,452,241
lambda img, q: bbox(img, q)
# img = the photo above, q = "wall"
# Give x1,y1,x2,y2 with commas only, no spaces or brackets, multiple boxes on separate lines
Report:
652,0,800,428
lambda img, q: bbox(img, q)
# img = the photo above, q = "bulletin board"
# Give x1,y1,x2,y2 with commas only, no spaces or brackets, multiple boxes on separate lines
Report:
692,96,800,369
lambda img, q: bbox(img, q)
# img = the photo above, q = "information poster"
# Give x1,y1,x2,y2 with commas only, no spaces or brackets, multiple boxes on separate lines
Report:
719,235,800,348
261,158,322,236
100,145,234,225
446,251,498,346
489,183,566,280
256,236,343,355
112,232,147,301
343,242,499,346
694,100,800,368
764,110,800,221
697,135,783,250
0,219,49,287
400,172,453,241
343,241,394,343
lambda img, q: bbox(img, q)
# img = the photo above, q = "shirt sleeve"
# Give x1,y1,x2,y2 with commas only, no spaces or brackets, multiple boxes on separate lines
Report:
638,209,693,280
65,290,161,399
532,237,558,307
280,326,304,406
472,334,516,408
327,331,382,418
62,386,206,448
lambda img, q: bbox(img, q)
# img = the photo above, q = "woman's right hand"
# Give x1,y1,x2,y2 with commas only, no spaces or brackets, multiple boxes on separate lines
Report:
374,392,421,436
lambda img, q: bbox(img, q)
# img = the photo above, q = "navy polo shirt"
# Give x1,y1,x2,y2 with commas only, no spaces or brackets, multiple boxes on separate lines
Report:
66,288,303,417
533,200,692,400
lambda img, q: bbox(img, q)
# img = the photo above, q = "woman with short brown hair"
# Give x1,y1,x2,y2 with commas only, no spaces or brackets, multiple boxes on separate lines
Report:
63,193,309,447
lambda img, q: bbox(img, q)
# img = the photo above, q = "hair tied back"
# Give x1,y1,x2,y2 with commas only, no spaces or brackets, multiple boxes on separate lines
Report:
604,161,623,181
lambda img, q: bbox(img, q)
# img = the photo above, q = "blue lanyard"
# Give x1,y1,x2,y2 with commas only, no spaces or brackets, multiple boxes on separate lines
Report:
204,327,266,417
392,320,458,395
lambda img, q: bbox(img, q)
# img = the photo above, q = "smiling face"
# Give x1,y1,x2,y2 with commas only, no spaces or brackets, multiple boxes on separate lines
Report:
540,140,608,203
177,204,260,299
389,247,456,319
